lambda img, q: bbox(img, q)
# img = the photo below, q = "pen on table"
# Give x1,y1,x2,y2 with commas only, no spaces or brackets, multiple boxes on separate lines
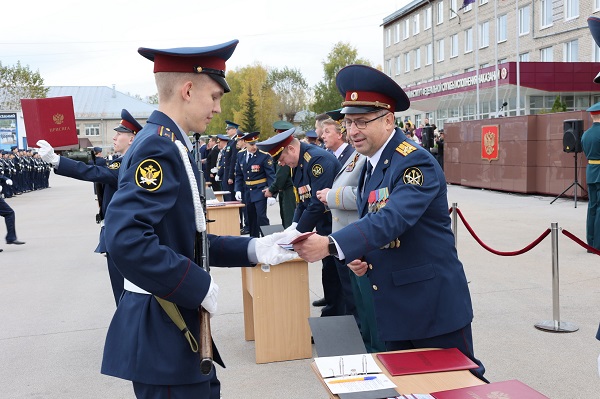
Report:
328,376,377,384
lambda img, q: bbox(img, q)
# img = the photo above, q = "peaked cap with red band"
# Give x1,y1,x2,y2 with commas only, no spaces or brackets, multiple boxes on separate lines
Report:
256,127,296,157
138,39,239,93
336,64,410,114
587,102,600,115
114,109,143,134
588,16,600,84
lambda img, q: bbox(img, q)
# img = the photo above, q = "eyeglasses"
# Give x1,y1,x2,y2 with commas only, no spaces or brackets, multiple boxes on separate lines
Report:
341,113,387,129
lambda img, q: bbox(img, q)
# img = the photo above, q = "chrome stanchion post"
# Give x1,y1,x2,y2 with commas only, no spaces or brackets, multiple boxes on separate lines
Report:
452,202,458,249
535,222,578,333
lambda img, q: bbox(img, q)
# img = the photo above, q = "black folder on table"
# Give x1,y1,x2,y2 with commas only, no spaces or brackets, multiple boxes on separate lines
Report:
259,224,284,236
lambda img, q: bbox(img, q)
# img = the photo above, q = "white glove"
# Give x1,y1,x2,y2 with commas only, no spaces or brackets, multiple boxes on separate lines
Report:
267,197,276,206
284,222,298,232
36,140,60,166
210,167,218,173
0,186,2,193
6,179,12,186
235,191,242,201
255,232,299,265
215,175,220,182
275,228,302,246
200,278,219,317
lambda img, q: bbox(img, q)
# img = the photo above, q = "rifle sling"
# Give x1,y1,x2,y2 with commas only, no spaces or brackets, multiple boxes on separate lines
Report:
154,296,199,353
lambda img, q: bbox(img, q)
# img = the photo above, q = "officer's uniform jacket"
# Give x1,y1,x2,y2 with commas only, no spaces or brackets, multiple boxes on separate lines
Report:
331,128,473,342
223,137,239,183
582,122,600,184
325,149,366,232
292,143,340,234
102,110,252,385
234,149,276,203
335,143,355,173
54,156,122,253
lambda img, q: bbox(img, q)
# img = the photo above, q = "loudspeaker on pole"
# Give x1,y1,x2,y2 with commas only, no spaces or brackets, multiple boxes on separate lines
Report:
563,119,583,153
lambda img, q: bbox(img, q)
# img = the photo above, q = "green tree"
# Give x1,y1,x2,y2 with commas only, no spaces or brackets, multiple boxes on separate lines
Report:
312,42,371,114
0,61,48,110
550,95,567,113
146,93,159,104
265,67,309,123
242,87,259,132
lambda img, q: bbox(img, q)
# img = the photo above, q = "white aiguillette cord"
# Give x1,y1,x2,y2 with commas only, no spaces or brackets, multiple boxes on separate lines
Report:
175,140,206,233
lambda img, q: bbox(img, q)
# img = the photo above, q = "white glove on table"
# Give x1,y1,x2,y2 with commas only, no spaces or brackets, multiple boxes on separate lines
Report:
200,277,219,317
255,232,299,265
36,140,60,167
235,191,242,201
267,197,276,206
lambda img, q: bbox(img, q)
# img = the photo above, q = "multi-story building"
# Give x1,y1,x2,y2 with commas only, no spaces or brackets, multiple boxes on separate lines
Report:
383,0,600,128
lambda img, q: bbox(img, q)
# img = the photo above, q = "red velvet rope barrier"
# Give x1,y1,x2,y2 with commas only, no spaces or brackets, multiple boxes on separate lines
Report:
561,229,600,255
453,208,551,256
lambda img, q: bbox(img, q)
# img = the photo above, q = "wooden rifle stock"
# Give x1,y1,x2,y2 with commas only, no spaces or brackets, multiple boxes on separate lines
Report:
194,135,213,375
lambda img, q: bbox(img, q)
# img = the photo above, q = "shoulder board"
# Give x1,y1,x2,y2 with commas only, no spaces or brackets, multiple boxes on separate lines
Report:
239,148,247,153
304,152,312,162
157,126,176,142
396,141,417,156
259,150,270,156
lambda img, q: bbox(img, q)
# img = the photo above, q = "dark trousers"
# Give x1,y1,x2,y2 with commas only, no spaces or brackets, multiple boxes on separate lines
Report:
384,324,486,381
132,371,220,399
246,198,269,238
587,182,600,250
320,255,347,317
0,197,17,243
278,187,296,229
334,257,357,321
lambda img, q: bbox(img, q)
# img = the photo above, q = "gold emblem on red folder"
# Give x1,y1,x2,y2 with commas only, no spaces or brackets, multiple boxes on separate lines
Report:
52,113,64,125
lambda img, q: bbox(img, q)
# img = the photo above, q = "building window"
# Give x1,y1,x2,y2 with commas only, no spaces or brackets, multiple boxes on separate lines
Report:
437,38,445,62
451,34,459,57
519,52,530,62
480,0,488,4
404,19,410,39
464,27,473,53
497,14,507,42
564,40,578,62
424,7,432,30
426,43,433,65
405,52,411,72
479,21,490,48
393,23,400,44
437,1,444,24
463,2,472,12
540,46,553,62
540,0,553,27
385,59,392,76
85,124,100,136
450,0,458,19
596,0,600,11
415,48,421,69
413,14,420,35
498,58,508,64
565,0,579,20
395,56,401,75
519,6,530,36
386,28,392,47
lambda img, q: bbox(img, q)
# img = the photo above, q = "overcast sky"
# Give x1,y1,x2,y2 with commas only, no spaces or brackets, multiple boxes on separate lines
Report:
2,0,410,99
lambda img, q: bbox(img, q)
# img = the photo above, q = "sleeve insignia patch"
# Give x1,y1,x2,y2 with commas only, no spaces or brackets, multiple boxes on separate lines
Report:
267,158,273,166
312,164,323,177
396,142,417,156
108,162,121,170
402,167,424,186
135,159,163,191
303,152,312,162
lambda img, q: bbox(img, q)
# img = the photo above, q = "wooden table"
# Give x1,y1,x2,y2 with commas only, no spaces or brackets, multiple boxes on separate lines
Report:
206,202,244,236
212,190,230,202
311,348,486,398
241,258,312,364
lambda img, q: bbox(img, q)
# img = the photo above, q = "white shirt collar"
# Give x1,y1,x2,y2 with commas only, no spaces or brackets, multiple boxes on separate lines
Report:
333,142,348,159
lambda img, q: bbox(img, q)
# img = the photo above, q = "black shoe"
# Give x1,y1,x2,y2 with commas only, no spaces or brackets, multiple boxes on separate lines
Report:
312,298,327,307
240,227,250,235
7,240,25,245
0,248,3,252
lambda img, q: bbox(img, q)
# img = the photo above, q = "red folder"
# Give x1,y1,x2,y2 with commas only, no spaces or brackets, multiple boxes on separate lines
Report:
21,96,78,148
431,379,550,398
376,348,478,376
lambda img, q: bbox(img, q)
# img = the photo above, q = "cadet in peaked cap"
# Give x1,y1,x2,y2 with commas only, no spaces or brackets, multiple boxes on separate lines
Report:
225,120,240,130
100,38,296,399
114,109,143,134
272,120,294,133
582,101,600,260
256,127,296,157
305,129,319,146
326,108,344,122
216,134,230,142
589,16,600,83
293,65,486,380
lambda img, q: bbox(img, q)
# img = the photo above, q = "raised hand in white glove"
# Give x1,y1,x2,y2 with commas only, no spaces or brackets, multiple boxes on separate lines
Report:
235,191,242,201
6,179,12,186
255,232,299,265
36,140,60,167
267,197,276,206
200,277,219,317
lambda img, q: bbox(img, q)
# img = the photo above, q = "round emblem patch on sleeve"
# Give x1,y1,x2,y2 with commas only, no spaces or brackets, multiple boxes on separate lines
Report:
402,167,424,186
312,164,323,177
135,159,163,191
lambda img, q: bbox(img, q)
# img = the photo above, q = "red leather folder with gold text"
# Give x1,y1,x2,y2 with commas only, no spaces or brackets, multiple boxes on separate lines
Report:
376,348,478,376
431,379,550,398
21,96,78,148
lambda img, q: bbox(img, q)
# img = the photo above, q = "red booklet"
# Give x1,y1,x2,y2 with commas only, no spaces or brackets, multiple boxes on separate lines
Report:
21,96,78,148
431,379,550,398
376,348,478,376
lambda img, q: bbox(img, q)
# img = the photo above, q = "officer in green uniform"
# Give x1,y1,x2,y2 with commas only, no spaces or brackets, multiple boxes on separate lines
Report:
582,102,600,251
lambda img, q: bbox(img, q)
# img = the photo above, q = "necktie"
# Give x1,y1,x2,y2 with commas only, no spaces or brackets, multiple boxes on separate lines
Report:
364,162,373,191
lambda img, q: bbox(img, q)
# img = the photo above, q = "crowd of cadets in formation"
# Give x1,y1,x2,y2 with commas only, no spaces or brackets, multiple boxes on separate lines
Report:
0,148,52,198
